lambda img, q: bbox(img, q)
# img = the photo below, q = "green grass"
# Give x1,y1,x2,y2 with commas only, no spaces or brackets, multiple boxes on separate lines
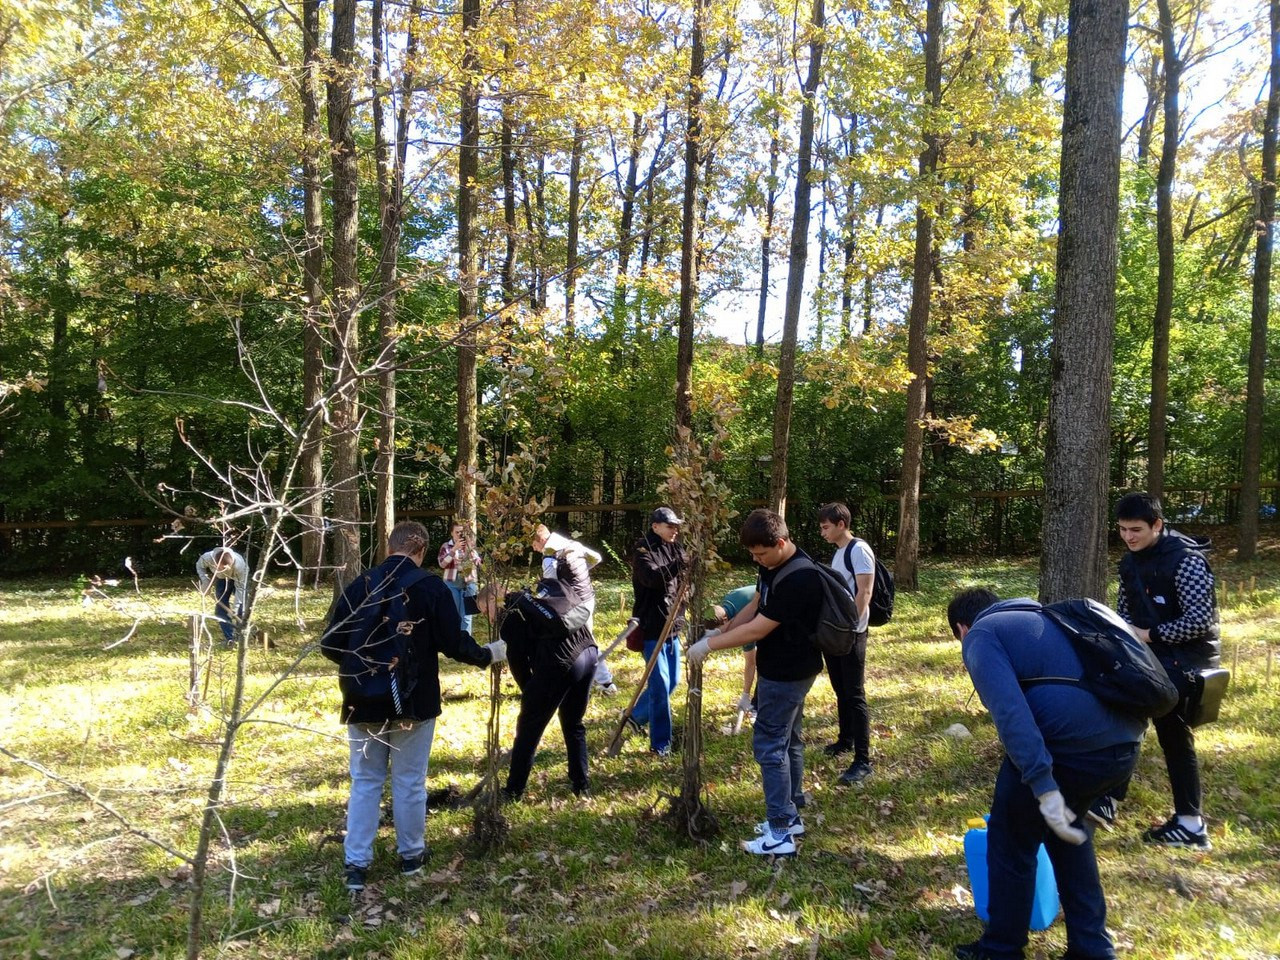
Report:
2,556,1279,960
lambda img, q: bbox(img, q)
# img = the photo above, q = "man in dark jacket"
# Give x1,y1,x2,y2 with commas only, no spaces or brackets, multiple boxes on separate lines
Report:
321,521,506,891
1088,492,1219,849
947,588,1144,960
628,506,690,756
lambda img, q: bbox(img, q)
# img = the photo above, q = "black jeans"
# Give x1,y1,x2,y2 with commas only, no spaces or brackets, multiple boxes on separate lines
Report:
822,629,869,763
1104,662,1202,817
981,743,1140,959
505,645,598,795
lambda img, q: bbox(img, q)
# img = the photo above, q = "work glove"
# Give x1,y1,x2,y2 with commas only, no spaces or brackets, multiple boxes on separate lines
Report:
615,617,640,645
686,638,712,666
735,692,754,713
485,639,508,665
702,628,721,642
1037,789,1087,845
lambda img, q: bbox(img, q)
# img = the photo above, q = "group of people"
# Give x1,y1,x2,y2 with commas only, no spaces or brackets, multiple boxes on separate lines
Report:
199,486,1219,960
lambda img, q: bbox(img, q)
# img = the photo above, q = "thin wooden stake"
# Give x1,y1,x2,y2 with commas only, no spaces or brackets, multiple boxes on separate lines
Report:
187,615,200,700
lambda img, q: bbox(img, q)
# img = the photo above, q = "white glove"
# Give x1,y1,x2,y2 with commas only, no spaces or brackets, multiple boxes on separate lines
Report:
703,628,721,641
686,638,712,666
615,617,639,645
485,639,508,665
1037,789,1087,845
735,692,754,713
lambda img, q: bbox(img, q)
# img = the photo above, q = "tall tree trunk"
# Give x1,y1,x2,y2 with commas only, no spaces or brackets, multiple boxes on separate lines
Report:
675,0,706,432
299,0,327,580
371,0,418,562
1040,0,1129,604
1147,0,1183,499
614,112,644,326
1135,53,1162,167
327,0,362,595
840,114,859,343
756,99,780,357
565,106,585,341
501,41,519,311
893,0,940,591
456,0,481,524
768,0,824,517
1238,0,1279,561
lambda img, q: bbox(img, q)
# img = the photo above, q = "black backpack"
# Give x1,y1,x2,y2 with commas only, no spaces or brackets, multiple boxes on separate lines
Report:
327,565,430,718
842,540,895,626
510,579,592,642
773,556,860,656
1008,598,1180,720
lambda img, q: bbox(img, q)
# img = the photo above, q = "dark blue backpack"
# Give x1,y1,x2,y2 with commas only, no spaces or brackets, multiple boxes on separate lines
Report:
1009,598,1180,720
329,565,429,717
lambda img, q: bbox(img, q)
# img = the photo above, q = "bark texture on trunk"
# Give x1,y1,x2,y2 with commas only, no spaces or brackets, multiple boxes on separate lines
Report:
768,0,825,518
1238,0,1279,560
1040,0,1130,604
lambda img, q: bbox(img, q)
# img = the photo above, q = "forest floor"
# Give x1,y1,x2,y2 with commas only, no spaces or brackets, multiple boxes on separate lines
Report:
1,549,1278,960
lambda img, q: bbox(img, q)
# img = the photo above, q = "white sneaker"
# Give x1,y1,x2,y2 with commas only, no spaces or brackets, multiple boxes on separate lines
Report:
741,832,797,857
597,682,619,698
753,816,804,837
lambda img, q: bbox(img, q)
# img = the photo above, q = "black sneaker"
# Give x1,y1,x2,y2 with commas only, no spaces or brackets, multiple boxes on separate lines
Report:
953,941,992,960
1086,794,1118,831
838,761,872,786
400,854,426,876
500,787,523,804
344,864,368,891
622,714,645,736
1142,817,1212,850
822,741,854,758
572,782,591,798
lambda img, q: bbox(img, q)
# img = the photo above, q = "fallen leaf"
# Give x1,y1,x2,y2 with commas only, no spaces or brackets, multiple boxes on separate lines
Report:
728,880,748,898
869,938,895,958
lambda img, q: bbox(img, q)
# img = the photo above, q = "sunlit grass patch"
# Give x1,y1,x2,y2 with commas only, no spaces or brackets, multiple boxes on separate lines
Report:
1,557,1278,959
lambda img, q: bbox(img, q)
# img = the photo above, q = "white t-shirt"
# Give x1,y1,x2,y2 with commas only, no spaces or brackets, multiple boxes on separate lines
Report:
831,538,875,632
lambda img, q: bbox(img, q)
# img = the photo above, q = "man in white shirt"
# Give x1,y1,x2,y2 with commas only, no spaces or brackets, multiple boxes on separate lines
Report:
817,502,875,785
195,546,249,645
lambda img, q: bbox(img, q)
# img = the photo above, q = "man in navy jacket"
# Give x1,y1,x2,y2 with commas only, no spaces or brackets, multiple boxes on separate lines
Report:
947,588,1144,960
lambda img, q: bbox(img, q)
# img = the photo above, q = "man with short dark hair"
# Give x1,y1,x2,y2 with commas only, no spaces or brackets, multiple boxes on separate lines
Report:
687,508,824,857
947,586,1143,960
817,501,876,784
321,521,507,891
628,506,690,756
1088,491,1219,849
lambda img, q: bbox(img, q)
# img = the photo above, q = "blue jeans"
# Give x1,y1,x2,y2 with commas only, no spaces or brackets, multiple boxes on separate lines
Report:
344,717,436,867
213,578,240,643
444,579,477,635
632,636,680,752
981,743,1140,959
753,674,817,830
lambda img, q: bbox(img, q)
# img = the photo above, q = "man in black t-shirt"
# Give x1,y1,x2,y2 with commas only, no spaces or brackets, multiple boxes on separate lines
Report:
687,509,824,857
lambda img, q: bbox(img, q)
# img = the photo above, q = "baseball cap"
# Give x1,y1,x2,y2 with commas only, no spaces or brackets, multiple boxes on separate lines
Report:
650,506,683,525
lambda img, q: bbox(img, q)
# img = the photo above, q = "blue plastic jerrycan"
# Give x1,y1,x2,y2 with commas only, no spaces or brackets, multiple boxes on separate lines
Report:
963,816,1060,930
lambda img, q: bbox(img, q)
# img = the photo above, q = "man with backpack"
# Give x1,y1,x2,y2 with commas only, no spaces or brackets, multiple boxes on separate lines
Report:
686,509,825,857
946,587,1144,960
320,521,507,891
817,502,876,784
1088,492,1220,849
476,547,599,801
